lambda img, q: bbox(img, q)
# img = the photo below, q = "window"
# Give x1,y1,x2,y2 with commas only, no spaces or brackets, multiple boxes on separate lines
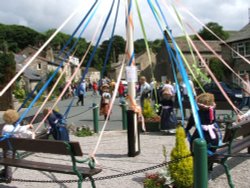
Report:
232,41,250,58
246,42,250,56
37,63,41,70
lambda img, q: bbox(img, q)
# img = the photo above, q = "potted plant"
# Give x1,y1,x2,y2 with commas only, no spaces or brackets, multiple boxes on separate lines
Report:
168,126,193,188
140,99,161,132
143,146,173,188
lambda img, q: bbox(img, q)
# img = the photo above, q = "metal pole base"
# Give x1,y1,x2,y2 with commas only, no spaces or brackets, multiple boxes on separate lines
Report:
127,110,140,157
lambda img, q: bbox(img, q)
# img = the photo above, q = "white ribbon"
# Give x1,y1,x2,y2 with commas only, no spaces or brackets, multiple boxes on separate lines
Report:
202,124,216,139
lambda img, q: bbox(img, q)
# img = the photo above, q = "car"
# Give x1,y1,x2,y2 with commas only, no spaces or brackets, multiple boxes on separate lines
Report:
201,82,242,105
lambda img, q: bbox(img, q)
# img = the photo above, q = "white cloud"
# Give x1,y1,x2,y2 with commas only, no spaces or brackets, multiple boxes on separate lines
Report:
0,0,249,41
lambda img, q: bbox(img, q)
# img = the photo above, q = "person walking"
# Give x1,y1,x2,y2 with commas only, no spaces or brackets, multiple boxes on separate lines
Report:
239,74,250,110
76,80,86,106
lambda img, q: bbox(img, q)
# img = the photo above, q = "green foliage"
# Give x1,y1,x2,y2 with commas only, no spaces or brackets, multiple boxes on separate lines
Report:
75,126,93,137
0,23,44,52
144,172,166,188
194,22,229,40
169,126,193,188
143,99,156,118
13,85,25,99
209,57,227,81
0,52,16,85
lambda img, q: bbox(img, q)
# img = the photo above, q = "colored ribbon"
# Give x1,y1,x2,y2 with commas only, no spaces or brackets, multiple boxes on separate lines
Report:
62,0,116,119
202,124,216,140
34,8,106,134
174,0,250,66
0,4,86,97
148,0,204,139
100,0,120,80
14,0,100,128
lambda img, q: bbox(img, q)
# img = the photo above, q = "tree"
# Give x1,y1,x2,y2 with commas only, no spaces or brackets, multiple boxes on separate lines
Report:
194,22,229,40
209,57,227,81
0,23,44,52
0,52,16,86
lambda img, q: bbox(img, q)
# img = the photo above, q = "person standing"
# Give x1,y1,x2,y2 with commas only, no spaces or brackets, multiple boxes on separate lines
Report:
139,76,151,109
159,86,178,133
76,80,86,106
239,74,250,110
118,81,125,104
100,84,111,120
92,82,98,96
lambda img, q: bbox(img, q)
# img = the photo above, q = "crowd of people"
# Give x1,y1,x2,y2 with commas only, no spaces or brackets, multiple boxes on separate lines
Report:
1,73,249,181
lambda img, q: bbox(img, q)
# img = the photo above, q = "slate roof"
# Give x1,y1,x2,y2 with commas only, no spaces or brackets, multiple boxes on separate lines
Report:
170,40,221,53
226,23,250,43
15,56,41,81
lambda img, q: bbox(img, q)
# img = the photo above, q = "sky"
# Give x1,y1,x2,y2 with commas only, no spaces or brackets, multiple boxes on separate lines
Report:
0,0,249,42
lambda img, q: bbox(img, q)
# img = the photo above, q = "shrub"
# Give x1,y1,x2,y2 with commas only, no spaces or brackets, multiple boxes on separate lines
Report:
13,88,26,99
143,99,156,119
144,172,165,188
168,126,193,188
75,126,93,137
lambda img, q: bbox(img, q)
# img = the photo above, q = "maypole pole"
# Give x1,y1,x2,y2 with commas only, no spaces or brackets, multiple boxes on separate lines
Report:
126,0,140,157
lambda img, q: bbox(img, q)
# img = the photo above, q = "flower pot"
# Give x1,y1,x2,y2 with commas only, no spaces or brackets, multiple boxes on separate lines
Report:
139,121,160,132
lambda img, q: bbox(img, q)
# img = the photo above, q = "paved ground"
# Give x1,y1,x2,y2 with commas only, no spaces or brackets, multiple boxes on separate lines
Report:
0,131,249,188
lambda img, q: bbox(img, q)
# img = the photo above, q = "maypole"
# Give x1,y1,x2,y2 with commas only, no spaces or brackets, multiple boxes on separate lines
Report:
126,0,140,157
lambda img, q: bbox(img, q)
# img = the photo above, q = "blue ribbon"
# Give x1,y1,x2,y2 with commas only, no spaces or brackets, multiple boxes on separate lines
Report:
12,1,100,131
63,0,116,118
100,0,121,79
147,0,204,139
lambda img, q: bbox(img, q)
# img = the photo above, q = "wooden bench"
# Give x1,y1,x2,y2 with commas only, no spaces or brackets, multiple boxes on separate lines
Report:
208,120,250,188
0,138,102,188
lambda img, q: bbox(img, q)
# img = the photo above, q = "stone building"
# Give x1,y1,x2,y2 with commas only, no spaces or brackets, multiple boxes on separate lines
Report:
154,39,221,82
221,23,250,84
109,51,156,82
15,46,82,91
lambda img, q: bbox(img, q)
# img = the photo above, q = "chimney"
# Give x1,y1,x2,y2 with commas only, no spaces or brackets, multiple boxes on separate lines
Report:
249,8,250,23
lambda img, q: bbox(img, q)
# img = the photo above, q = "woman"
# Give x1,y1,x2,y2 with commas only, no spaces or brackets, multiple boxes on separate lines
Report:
160,85,177,133
100,84,111,120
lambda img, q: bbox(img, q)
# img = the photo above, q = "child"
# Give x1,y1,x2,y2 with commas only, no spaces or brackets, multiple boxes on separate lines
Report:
1,109,34,182
186,93,219,153
43,109,69,141
100,84,111,120
160,86,177,133
2,109,34,138
186,93,219,174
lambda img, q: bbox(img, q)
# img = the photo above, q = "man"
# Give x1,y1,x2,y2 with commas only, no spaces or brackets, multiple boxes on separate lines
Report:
139,76,151,109
239,74,250,110
76,80,86,106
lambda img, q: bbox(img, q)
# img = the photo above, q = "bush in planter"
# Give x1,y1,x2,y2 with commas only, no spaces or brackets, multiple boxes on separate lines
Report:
141,99,160,131
168,126,193,188
142,99,160,122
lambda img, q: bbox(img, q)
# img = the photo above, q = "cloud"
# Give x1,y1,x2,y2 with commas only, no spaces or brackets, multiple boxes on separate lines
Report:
0,0,249,41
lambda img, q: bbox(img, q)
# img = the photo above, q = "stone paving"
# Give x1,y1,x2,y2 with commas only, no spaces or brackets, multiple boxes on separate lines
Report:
0,131,249,188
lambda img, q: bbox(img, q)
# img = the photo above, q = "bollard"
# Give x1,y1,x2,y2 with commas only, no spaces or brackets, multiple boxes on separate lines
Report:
92,103,99,133
121,101,127,130
193,138,208,188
